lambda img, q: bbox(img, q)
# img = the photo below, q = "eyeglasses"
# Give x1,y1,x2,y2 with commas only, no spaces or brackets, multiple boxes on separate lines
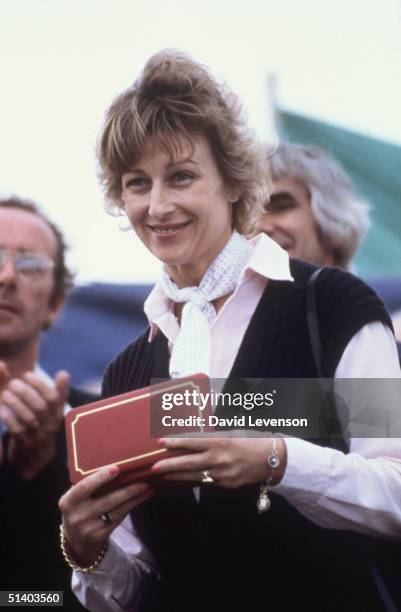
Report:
0,249,55,282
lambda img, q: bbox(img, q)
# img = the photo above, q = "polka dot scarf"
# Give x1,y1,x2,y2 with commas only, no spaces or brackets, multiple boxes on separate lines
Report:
161,231,252,378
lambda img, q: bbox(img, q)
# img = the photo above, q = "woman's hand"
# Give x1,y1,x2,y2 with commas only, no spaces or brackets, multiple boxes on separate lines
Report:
59,466,154,567
152,436,287,487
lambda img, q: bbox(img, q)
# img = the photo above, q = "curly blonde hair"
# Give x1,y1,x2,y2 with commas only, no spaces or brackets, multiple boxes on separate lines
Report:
97,49,268,235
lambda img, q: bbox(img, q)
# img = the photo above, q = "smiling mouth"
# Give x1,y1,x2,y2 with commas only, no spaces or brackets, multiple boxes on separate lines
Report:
149,221,191,235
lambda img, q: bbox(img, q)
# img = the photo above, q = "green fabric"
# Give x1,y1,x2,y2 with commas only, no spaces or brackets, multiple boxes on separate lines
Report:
277,110,401,276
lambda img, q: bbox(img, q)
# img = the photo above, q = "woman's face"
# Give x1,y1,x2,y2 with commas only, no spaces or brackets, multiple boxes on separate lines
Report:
121,133,233,287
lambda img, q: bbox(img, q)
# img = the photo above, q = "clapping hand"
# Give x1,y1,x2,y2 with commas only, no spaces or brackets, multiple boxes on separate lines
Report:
0,368,70,479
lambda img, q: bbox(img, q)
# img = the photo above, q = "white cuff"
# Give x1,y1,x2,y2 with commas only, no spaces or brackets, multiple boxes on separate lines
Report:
273,437,338,522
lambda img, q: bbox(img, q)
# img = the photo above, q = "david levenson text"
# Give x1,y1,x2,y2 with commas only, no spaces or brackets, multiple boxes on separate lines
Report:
161,415,308,428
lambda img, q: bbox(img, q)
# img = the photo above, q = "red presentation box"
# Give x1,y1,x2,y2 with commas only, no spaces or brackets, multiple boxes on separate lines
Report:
65,374,211,493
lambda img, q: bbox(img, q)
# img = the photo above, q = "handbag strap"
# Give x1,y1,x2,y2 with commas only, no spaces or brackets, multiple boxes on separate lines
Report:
306,268,324,378
306,268,350,454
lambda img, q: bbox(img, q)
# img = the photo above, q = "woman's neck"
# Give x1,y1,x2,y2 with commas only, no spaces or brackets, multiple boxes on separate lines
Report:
173,293,231,324
165,232,235,289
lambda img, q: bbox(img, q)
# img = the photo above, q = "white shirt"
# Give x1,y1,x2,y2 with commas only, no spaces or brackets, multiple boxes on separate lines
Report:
74,235,401,611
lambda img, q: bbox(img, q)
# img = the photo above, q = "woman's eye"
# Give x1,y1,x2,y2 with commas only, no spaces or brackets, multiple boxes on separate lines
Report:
125,177,148,190
170,171,193,184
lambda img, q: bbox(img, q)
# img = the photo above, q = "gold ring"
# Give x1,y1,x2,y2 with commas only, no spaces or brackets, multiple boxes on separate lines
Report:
201,469,214,484
101,512,114,525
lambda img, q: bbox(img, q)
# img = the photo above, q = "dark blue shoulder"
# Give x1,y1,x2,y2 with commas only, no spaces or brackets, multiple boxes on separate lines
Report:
102,327,152,398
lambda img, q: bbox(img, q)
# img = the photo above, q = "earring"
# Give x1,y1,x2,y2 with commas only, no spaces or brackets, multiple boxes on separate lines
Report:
229,193,238,203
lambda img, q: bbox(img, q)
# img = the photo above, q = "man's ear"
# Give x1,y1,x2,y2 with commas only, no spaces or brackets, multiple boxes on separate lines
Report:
45,293,67,329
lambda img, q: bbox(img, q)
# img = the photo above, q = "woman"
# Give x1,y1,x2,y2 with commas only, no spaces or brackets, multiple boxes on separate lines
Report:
60,50,401,612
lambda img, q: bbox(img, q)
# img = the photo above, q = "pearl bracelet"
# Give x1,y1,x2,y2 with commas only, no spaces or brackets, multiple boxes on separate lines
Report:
59,524,108,574
257,437,280,513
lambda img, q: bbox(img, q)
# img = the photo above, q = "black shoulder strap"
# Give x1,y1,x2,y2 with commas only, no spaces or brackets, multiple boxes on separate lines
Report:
306,268,350,453
306,268,324,378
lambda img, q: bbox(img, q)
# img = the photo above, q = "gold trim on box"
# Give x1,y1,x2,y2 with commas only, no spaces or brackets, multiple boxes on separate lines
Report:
71,380,204,476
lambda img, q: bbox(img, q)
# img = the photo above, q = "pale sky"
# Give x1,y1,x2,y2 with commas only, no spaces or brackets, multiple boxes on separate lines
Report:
1,0,400,283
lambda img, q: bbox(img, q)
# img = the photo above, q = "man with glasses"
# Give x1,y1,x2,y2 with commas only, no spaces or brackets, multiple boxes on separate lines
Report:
0,197,92,609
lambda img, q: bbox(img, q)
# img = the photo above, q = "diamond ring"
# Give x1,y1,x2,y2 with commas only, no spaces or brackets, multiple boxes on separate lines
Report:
101,512,114,525
201,469,214,484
